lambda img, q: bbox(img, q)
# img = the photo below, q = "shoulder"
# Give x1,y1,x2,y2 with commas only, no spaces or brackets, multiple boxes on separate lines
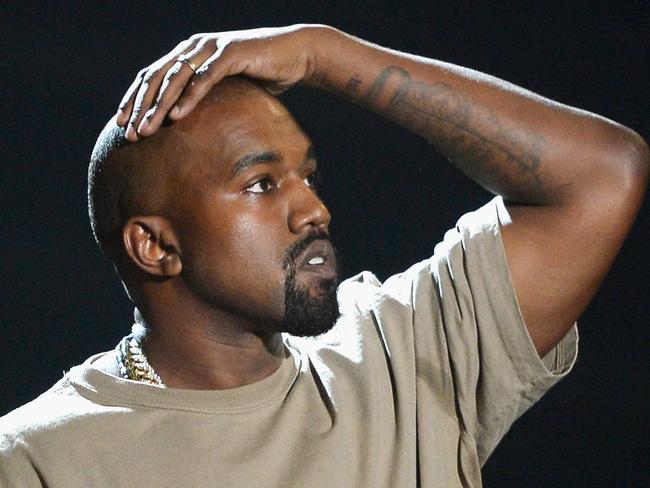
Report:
0,361,122,454
0,376,73,450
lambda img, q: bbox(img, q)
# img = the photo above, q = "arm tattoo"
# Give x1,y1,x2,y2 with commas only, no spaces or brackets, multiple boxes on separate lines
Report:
352,66,558,199
346,75,363,94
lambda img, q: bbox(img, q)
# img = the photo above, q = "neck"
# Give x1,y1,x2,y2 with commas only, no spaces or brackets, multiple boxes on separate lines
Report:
133,291,287,390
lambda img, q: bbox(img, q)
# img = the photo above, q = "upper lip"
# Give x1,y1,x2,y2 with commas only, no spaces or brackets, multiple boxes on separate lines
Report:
295,239,334,269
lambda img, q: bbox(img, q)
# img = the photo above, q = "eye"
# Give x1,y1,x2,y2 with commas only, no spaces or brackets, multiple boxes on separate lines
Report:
245,177,276,194
303,171,320,189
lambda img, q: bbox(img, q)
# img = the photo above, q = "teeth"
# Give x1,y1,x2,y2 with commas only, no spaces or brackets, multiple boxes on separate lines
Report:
308,256,324,265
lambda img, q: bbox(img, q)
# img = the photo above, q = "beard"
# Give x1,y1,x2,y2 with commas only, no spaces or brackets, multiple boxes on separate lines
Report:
281,231,341,337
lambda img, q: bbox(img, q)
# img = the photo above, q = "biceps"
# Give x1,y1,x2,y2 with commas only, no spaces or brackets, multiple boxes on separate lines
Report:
498,201,617,356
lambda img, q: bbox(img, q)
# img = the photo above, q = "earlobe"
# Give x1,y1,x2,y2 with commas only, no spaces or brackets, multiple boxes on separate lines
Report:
122,216,182,277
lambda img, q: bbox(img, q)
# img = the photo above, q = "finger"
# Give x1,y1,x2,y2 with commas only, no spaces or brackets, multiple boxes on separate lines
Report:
125,58,184,140
121,39,198,139
170,46,235,120
116,70,146,126
117,39,195,127
138,42,216,136
125,67,164,141
134,62,187,136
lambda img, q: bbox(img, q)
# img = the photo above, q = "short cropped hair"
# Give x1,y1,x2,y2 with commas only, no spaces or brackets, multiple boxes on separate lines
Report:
88,121,129,256
88,119,171,257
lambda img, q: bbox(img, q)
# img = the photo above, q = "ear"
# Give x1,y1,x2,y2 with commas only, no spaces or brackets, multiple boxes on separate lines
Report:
122,216,182,277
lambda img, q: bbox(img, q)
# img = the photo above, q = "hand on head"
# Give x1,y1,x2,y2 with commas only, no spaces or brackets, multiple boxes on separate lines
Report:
116,24,329,141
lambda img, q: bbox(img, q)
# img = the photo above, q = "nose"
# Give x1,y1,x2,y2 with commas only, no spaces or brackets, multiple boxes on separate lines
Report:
287,178,331,234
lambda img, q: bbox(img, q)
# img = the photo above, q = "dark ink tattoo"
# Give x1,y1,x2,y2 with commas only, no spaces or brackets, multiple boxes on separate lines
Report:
346,75,363,93
362,66,560,200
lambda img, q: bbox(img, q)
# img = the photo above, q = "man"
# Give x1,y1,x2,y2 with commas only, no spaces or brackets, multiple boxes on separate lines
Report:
0,24,647,487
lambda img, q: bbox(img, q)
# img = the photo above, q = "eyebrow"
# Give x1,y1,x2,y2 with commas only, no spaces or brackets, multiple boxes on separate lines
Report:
231,146,316,176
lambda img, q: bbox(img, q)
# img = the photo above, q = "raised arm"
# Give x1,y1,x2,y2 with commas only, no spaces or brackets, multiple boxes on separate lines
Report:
117,25,649,356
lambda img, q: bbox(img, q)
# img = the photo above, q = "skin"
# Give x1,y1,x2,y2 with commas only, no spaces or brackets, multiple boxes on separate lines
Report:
102,79,333,389
113,25,648,375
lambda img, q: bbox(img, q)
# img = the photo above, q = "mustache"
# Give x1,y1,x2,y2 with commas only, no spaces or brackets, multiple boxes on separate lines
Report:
282,229,332,271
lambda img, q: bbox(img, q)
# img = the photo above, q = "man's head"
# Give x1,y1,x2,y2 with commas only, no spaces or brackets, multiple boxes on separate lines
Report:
88,78,339,337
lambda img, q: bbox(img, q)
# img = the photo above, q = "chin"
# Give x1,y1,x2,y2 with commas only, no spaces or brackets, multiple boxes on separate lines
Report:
282,277,340,337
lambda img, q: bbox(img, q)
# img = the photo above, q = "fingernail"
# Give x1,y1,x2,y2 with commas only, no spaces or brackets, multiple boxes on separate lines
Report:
125,125,136,140
116,111,130,127
170,106,181,118
138,117,149,134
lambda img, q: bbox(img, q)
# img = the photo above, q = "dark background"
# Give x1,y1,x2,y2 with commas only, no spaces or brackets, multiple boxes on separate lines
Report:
2,1,648,486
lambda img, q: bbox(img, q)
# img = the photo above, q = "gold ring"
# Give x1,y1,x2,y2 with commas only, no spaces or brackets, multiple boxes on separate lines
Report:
179,57,198,74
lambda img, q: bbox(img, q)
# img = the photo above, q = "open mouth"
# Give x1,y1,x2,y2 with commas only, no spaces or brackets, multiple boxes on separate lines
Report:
295,240,337,279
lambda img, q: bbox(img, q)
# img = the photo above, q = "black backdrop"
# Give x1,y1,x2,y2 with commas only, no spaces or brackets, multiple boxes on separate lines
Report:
3,2,649,486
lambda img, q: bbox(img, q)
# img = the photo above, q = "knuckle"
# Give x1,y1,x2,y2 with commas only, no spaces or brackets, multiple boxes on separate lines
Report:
152,98,167,113
194,67,210,79
217,41,229,54
170,61,184,73
165,71,179,82
142,71,157,84
176,39,191,50
195,37,211,51
166,65,183,80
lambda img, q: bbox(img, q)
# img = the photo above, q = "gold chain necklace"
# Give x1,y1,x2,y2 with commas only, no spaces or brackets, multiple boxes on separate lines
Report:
116,335,164,386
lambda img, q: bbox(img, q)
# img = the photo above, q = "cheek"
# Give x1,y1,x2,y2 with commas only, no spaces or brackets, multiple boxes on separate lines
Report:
229,214,287,284
222,212,291,316
178,203,291,320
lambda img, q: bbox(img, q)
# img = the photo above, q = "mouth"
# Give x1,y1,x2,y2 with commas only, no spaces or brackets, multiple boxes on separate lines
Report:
295,239,337,280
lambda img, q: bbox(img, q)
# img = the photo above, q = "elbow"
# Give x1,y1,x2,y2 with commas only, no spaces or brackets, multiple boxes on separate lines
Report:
590,127,650,230
576,125,649,224
628,130,649,181
617,128,649,202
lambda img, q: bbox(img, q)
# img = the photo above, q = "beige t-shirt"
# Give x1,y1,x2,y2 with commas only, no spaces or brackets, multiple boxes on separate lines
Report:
0,197,578,487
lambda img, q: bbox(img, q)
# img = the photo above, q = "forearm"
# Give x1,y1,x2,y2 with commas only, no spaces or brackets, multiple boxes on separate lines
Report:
118,23,647,209
309,27,647,206
114,24,649,357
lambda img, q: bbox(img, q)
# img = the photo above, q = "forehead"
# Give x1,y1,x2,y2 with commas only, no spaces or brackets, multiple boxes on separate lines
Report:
173,89,312,181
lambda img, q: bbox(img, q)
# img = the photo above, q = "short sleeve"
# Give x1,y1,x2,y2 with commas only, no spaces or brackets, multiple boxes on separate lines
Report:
408,196,578,464
0,426,47,487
